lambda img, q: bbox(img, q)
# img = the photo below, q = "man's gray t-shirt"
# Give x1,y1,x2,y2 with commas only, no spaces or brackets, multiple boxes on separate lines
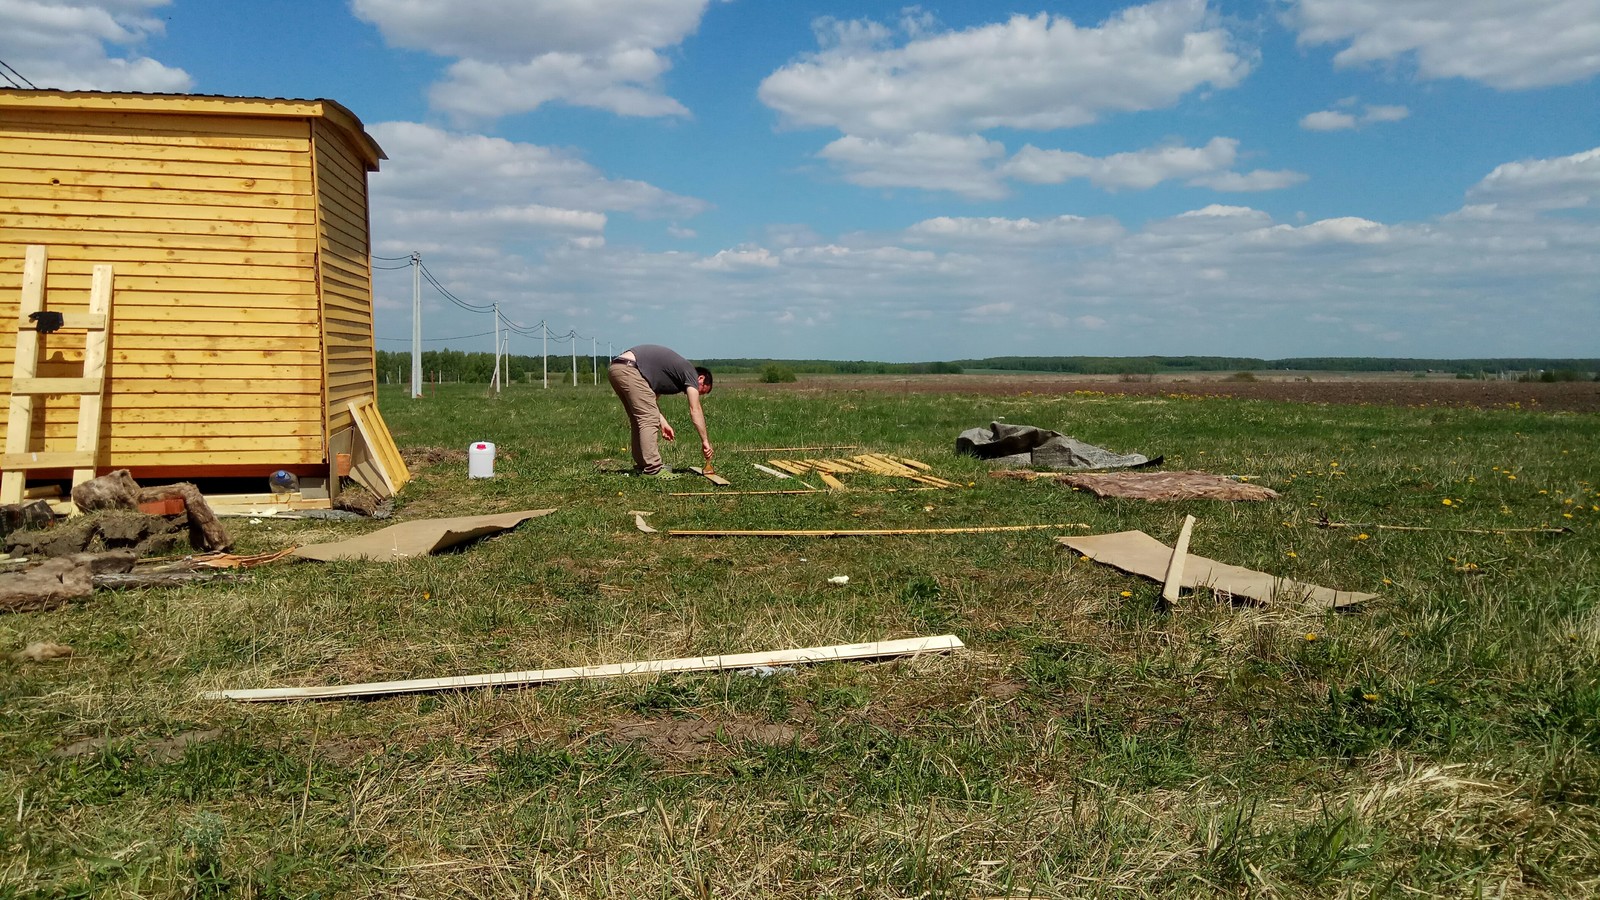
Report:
628,345,698,396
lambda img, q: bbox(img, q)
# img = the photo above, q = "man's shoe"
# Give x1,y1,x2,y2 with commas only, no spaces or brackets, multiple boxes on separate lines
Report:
643,468,683,480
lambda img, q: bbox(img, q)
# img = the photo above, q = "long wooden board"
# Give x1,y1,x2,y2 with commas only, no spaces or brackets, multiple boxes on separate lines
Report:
669,524,1092,537
0,246,48,502
204,635,965,702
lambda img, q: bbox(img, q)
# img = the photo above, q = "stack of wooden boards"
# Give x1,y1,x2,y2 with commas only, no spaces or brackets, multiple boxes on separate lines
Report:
765,454,957,490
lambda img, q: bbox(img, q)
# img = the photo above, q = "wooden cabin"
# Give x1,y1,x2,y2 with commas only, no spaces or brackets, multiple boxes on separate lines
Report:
0,89,405,502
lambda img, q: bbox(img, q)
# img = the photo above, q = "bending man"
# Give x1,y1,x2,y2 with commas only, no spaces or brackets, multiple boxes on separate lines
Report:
607,344,714,476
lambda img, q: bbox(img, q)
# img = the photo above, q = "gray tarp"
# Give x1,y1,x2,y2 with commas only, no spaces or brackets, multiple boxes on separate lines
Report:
956,422,1155,470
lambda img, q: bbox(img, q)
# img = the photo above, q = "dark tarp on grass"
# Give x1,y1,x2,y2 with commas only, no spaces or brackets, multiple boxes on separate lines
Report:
956,422,1156,470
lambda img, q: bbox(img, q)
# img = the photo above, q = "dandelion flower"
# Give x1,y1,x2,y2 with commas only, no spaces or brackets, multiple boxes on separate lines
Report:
1564,513,1574,519
1508,474,1517,480
1286,551,1298,558
1382,577,1393,585
1362,693,1379,703
1355,533,1370,541
1441,498,1453,506
1304,633,1318,642
1119,591,1132,598
423,592,431,600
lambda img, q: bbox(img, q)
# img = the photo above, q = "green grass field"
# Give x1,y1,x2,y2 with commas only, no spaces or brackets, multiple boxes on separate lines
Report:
3,378,1598,897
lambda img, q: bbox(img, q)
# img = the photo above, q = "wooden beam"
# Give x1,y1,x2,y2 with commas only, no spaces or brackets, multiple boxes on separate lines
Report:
3,451,95,470
11,377,109,395
204,634,965,702
71,264,112,490
687,466,731,486
0,245,47,503
1161,514,1196,606
731,445,860,453
669,523,1091,537
669,487,945,497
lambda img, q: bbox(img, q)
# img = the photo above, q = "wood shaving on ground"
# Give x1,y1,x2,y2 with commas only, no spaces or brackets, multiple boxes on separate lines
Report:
994,469,1278,501
184,547,300,569
11,641,73,662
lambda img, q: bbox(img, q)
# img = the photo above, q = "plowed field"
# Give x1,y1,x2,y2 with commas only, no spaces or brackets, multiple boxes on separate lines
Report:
754,374,1600,412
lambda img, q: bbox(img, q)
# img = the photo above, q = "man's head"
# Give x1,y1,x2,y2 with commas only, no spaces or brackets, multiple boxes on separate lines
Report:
695,366,714,396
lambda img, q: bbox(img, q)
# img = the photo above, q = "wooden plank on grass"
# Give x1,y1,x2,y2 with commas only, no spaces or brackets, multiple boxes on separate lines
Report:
1161,515,1196,606
205,634,965,702
687,466,731,486
732,445,859,453
670,523,1091,537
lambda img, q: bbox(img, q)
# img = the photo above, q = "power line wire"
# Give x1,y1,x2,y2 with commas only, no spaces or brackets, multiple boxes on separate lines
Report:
0,58,37,89
377,330,495,343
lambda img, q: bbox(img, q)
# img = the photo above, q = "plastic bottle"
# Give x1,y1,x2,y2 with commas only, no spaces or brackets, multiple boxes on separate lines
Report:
269,470,300,494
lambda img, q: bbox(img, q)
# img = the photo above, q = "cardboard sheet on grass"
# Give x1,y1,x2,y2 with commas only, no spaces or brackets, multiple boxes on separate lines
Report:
1061,530,1375,610
292,509,556,562
957,422,1156,470
1061,470,1278,501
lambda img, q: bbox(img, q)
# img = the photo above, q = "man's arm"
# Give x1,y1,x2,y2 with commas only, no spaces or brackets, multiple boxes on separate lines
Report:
684,387,713,461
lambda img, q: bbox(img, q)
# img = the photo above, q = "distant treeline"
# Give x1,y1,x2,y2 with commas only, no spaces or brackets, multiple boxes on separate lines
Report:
699,358,963,375
377,349,607,385
378,349,1597,384
948,356,1600,376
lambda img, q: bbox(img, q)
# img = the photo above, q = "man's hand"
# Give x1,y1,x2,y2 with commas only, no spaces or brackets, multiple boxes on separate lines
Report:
661,420,676,442
702,439,714,462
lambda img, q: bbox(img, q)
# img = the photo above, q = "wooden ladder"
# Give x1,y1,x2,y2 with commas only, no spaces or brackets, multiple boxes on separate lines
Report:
0,246,114,504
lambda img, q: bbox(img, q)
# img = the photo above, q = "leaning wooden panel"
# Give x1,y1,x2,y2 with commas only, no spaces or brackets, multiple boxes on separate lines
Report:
0,89,385,484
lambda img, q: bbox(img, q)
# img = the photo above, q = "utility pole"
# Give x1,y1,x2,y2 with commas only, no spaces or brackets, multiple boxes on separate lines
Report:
592,336,598,385
542,322,548,389
490,303,501,396
410,252,421,398
570,333,577,387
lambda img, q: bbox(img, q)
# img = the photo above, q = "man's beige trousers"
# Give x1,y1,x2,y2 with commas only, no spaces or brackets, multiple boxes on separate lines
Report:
608,361,664,473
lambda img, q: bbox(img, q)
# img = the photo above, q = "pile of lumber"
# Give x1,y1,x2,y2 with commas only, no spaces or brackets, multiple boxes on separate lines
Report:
766,454,957,490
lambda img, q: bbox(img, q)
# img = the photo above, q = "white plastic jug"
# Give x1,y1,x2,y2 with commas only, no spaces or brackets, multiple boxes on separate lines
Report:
468,441,495,478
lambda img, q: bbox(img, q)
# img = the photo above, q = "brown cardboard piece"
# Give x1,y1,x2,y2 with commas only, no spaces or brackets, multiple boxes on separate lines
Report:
292,509,556,562
1060,530,1375,610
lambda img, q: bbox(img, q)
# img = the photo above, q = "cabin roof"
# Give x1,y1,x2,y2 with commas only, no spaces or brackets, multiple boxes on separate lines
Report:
0,88,386,170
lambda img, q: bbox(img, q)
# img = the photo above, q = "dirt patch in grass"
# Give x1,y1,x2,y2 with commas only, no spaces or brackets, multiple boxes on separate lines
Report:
751,375,1600,412
602,714,798,761
401,446,468,468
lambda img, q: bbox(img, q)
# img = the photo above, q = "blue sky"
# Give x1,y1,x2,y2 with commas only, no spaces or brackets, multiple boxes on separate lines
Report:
4,0,1598,362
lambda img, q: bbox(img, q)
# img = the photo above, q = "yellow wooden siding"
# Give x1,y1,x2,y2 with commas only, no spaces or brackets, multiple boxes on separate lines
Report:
312,120,375,440
0,109,326,471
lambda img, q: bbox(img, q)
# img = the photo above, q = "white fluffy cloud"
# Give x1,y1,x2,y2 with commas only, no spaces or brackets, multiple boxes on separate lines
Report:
1287,0,1600,89
820,134,1304,199
1466,146,1600,210
0,0,191,91
760,0,1250,137
369,122,707,220
1301,102,1411,131
905,215,1125,245
759,2,1301,201
1006,137,1240,191
818,132,1010,199
352,0,709,119
369,143,1597,359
